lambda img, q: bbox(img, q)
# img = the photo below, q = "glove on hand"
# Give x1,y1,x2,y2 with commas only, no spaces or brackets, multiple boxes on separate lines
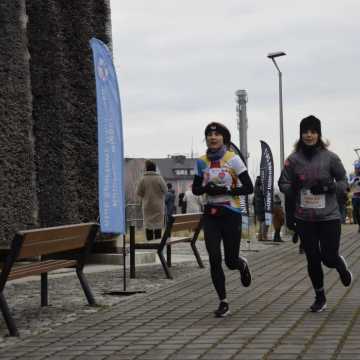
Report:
310,180,336,195
292,176,303,194
204,182,228,196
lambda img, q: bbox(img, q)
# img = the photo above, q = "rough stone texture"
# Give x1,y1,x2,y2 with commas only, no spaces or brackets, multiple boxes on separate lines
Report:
26,0,111,227
0,0,37,245
0,1,111,245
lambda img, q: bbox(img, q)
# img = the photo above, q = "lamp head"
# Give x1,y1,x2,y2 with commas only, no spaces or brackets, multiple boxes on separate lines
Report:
267,51,286,59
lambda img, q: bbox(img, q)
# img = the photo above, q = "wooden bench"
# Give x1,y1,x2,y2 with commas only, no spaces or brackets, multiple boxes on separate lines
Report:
129,213,204,279
0,222,99,336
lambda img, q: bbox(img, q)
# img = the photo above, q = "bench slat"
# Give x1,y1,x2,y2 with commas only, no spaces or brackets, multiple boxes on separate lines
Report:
17,225,92,258
134,242,161,249
172,220,201,232
8,259,77,280
172,213,202,223
167,237,192,244
19,239,85,258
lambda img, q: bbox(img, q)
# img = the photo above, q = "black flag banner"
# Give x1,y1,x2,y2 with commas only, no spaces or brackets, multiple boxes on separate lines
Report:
260,140,274,225
229,142,249,217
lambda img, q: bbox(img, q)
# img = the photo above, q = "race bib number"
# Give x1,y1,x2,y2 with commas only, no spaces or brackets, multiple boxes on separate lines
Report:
300,189,325,209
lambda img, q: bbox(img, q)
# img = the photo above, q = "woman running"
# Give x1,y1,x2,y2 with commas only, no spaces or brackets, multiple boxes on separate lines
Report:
279,115,352,312
192,122,253,317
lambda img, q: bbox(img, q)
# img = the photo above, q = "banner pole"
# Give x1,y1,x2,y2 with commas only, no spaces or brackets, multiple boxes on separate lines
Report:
122,234,127,292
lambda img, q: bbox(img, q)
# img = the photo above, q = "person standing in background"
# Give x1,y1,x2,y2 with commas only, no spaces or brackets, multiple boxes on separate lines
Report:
336,185,348,224
178,192,187,214
345,187,353,224
272,193,284,242
165,183,176,223
254,176,268,241
136,160,167,240
350,160,360,231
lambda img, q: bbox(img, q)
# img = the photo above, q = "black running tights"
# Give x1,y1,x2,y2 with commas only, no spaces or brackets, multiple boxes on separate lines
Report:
296,219,347,290
203,210,243,300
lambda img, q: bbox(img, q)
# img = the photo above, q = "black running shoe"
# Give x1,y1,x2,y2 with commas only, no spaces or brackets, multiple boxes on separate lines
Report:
214,301,230,318
239,257,251,287
339,256,352,287
310,297,327,313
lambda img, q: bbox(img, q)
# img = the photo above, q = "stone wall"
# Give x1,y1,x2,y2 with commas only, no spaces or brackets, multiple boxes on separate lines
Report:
0,0,111,246
0,0,37,245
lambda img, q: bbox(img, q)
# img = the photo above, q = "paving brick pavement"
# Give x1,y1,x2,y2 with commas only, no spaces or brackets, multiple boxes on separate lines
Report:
0,226,359,359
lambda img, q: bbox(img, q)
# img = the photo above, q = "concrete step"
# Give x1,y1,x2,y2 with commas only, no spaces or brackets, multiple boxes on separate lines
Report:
88,251,156,266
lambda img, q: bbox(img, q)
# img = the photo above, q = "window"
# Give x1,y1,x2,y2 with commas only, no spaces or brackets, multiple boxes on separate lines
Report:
174,169,187,175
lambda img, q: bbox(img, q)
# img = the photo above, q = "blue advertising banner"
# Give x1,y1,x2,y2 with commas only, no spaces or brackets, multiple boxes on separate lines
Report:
90,37,125,234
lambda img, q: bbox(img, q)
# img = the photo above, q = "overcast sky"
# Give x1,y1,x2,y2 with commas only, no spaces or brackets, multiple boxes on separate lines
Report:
109,0,360,180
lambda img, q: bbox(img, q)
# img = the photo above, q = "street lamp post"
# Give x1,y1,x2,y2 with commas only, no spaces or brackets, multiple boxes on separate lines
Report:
267,51,286,170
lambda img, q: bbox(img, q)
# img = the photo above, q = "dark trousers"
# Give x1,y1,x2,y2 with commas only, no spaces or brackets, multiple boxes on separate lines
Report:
203,209,243,300
146,229,162,241
352,198,360,225
273,228,281,241
296,219,347,290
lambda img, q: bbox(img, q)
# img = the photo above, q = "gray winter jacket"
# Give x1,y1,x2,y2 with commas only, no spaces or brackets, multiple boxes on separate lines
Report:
278,148,347,222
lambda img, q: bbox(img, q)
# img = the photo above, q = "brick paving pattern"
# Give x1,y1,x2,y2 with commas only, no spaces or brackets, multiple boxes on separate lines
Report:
0,226,359,359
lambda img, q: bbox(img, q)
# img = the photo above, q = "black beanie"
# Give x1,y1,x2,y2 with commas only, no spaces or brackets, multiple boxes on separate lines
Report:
300,115,322,137
204,122,231,145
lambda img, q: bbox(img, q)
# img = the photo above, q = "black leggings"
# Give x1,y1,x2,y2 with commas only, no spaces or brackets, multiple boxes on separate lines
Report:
352,198,360,225
145,228,162,240
203,209,244,300
296,219,347,290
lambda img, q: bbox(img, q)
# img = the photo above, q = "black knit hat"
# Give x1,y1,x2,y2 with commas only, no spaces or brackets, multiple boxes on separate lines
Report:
204,122,231,145
300,115,322,137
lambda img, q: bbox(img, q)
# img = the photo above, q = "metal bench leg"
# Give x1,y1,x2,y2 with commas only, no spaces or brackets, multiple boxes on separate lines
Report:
191,242,205,268
41,273,48,306
76,269,96,306
157,250,173,279
0,293,19,337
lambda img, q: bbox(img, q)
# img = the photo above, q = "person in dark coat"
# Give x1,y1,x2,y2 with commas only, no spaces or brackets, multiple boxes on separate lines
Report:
178,192,187,214
254,176,268,241
165,183,176,223
350,160,360,231
336,185,348,224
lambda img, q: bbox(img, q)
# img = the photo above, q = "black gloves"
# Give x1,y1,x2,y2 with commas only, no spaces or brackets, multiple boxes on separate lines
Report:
310,180,336,195
292,176,304,194
204,182,228,196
